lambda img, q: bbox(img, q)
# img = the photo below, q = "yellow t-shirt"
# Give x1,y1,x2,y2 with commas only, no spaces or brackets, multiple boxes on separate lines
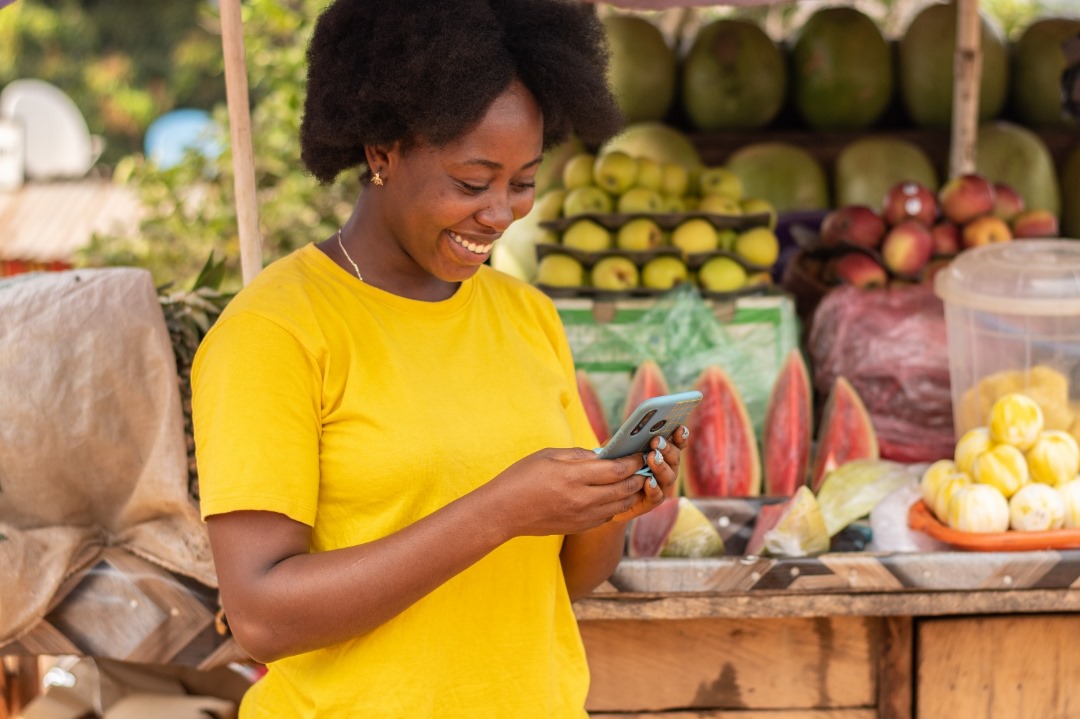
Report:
192,243,598,719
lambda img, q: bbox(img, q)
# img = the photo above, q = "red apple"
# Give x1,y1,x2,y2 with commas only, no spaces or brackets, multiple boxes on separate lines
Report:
1011,209,1059,239
921,257,952,285
820,205,887,250
992,182,1025,221
962,215,1012,248
882,181,938,227
939,174,996,225
832,253,888,288
929,222,962,256
881,220,934,275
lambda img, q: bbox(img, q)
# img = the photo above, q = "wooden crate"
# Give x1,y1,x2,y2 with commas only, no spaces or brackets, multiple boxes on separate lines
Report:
917,614,1080,719
581,615,912,717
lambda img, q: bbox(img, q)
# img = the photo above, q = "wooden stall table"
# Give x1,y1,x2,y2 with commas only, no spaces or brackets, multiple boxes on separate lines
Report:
576,548,1080,719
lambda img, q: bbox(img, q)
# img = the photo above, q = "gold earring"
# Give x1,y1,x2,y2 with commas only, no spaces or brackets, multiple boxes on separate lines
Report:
371,171,384,186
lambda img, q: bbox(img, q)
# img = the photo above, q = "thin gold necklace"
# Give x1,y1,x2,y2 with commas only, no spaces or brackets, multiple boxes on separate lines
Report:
337,228,363,281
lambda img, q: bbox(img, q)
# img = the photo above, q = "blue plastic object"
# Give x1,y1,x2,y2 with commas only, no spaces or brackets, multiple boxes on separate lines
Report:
144,108,222,169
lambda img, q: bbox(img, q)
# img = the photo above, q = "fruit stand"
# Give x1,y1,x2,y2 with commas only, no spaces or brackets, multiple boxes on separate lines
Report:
4,0,1080,717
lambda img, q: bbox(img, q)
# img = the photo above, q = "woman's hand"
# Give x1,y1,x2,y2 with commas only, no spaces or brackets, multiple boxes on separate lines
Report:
611,424,688,523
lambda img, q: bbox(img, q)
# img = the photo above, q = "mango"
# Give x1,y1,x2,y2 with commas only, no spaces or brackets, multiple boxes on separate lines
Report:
988,393,1044,451
1059,479,1080,529
1025,430,1080,487
1008,483,1065,532
955,427,993,476
948,485,1010,533
933,472,973,522
972,443,1030,498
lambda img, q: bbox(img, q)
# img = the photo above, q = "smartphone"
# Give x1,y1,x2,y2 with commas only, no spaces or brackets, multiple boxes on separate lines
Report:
595,390,703,460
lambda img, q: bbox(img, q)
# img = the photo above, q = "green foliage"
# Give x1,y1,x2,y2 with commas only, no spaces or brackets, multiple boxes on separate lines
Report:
0,0,224,162
80,0,359,290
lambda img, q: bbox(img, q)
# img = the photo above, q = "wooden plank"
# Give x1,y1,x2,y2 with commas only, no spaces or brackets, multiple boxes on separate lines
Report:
877,617,913,719
591,708,876,712
575,588,1080,621
917,614,1080,718
581,617,878,712
949,0,982,178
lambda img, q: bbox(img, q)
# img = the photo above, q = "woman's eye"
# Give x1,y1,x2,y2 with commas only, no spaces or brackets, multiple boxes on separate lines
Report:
512,181,536,192
458,181,488,194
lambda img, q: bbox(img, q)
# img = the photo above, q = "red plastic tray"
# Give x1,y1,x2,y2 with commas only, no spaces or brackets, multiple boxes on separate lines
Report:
908,499,1080,552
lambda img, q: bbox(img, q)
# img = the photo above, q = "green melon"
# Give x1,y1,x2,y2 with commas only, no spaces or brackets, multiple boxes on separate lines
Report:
725,142,829,212
788,7,893,131
599,121,703,169
1060,141,1080,239
604,16,676,125
975,121,1060,216
681,19,787,131
899,4,1009,128
834,136,939,208
1011,17,1080,128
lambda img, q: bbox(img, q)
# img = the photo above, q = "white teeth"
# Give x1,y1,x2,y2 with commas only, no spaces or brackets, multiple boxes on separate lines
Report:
449,231,491,255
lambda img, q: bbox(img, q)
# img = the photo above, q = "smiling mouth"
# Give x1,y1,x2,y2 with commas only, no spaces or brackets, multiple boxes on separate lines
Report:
448,230,493,255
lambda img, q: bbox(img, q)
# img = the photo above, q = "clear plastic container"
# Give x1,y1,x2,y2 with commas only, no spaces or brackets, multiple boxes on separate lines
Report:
934,240,1080,439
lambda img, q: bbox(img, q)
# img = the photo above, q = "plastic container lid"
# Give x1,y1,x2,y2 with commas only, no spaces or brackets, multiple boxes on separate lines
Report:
934,240,1080,316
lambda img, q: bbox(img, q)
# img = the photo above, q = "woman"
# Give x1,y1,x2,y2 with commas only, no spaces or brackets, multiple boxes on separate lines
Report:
192,1,689,716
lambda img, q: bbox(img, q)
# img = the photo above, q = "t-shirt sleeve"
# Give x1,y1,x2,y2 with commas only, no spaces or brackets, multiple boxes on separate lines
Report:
191,312,322,525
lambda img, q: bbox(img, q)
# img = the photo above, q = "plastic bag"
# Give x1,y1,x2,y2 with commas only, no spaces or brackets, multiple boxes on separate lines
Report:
808,285,955,463
561,283,800,437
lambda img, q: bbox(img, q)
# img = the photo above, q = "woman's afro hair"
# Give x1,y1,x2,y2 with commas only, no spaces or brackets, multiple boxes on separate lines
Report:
299,0,624,183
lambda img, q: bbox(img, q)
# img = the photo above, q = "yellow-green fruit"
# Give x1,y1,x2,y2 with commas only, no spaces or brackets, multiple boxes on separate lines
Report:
1009,483,1065,531
697,166,744,199
948,485,1010,533
717,228,737,252
661,194,687,213
973,443,1030,499
660,498,725,557
933,472,972,521
988,393,1044,450
671,219,720,255
698,256,748,293
562,153,596,190
1025,430,1080,486
921,459,959,507
591,255,640,291
641,256,689,290
532,189,566,222
745,272,772,287
562,219,612,252
955,427,994,475
562,186,613,217
535,254,585,287
660,162,690,196
1059,479,1080,528
617,187,664,214
698,194,743,215
740,197,778,229
635,158,664,192
616,218,664,252
733,227,780,267
593,151,639,195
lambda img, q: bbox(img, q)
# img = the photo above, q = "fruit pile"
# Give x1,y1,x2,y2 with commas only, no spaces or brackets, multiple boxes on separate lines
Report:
816,172,1060,289
920,393,1080,533
533,150,781,297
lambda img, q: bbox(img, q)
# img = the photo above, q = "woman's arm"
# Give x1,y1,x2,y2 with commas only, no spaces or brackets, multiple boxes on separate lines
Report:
560,428,687,602
209,447,648,664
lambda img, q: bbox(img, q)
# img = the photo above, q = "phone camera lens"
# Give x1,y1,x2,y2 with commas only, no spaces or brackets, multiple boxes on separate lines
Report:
630,410,657,436
649,420,667,433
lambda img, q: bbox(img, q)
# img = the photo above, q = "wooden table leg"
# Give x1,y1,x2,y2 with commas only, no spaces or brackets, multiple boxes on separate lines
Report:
878,616,914,719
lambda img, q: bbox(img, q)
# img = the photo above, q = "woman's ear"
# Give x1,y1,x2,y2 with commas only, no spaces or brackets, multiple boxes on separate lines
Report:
364,144,395,177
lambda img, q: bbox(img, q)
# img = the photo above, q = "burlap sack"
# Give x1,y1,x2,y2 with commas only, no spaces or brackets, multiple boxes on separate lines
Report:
0,268,215,643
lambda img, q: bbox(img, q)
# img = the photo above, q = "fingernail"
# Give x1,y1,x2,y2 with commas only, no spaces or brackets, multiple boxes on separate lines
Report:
657,436,667,450
653,449,663,464
649,477,658,489
682,426,690,440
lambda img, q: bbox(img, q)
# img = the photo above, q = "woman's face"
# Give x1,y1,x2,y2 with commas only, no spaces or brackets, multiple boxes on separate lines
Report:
377,80,544,292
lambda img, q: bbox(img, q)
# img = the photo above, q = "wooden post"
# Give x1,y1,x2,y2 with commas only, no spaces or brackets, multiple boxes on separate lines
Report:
949,0,982,178
220,0,263,286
